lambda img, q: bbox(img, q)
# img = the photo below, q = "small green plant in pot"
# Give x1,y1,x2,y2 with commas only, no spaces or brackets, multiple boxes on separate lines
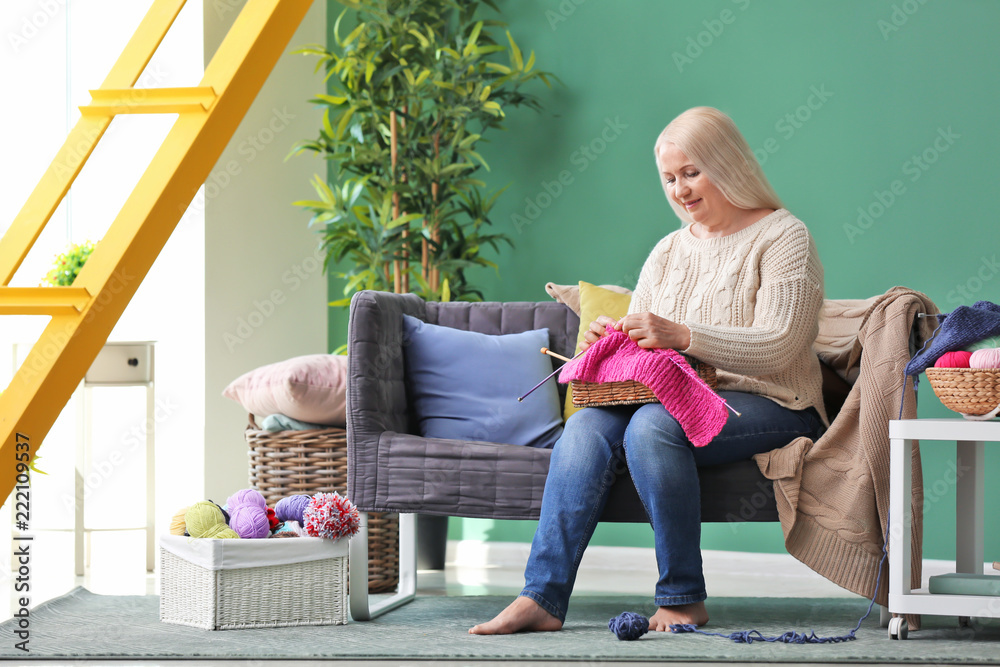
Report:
292,0,556,306
42,241,97,287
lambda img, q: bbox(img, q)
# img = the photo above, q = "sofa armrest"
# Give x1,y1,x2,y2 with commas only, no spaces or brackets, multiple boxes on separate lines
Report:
346,290,427,509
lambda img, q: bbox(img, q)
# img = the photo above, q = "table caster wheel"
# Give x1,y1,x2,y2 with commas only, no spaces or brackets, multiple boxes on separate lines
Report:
888,616,908,640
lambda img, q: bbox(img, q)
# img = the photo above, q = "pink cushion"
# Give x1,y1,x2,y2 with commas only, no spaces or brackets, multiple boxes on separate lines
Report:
223,354,348,426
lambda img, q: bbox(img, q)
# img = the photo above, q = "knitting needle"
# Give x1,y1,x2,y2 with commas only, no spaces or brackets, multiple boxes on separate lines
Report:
663,354,742,417
518,349,586,402
541,347,573,363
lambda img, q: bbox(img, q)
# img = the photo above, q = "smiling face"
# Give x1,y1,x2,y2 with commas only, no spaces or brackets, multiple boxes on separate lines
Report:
656,142,735,229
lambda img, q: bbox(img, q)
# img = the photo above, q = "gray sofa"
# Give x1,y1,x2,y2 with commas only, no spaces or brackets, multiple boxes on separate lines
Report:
344,290,812,523
344,289,854,619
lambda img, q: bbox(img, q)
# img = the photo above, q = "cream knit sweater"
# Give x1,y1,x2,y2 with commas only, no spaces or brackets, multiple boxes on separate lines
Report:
628,209,828,424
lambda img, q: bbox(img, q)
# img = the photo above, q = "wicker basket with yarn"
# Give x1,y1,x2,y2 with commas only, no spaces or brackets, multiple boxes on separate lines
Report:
571,356,718,408
925,368,1000,419
244,415,399,593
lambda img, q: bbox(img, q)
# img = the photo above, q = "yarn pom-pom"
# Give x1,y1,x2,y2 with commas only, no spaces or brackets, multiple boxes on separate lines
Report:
275,494,312,523
970,348,1000,369
935,350,973,368
266,507,279,531
229,504,271,539
303,492,360,540
608,611,649,641
227,488,267,509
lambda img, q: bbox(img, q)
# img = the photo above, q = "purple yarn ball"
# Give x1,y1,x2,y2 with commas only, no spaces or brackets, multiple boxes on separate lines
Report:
229,505,270,539
275,495,312,524
227,488,267,510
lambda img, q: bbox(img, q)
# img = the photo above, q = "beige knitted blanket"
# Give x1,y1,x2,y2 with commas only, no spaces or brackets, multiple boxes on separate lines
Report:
754,286,939,607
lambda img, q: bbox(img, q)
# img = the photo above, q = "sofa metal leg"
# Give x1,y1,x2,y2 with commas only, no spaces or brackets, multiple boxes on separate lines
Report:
349,512,417,621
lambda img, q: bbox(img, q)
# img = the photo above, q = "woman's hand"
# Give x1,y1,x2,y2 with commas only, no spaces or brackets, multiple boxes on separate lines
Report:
579,315,618,352
614,312,692,350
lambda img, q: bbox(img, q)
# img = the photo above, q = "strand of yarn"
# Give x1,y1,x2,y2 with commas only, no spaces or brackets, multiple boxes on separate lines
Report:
275,494,312,523
970,348,1000,368
612,522,889,644
303,492,360,540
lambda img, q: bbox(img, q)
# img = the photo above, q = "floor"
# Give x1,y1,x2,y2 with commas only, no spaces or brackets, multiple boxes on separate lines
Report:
0,528,967,666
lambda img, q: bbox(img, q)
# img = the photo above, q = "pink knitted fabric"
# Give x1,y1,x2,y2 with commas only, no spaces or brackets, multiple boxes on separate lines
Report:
559,330,728,447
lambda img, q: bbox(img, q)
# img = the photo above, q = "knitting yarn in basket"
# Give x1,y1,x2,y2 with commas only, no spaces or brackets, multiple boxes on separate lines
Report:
275,494,312,523
244,414,399,592
970,348,1000,369
227,488,267,509
934,350,972,368
925,367,1000,419
229,504,271,539
571,356,717,408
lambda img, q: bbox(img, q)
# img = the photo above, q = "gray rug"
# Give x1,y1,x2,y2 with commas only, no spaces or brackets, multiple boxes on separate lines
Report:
2,587,999,661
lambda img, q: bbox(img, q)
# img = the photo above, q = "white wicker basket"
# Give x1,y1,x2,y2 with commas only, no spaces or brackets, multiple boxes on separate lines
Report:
159,535,348,630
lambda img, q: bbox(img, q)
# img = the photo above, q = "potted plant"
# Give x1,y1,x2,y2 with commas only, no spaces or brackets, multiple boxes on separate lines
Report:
42,240,97,287
292,0,555,306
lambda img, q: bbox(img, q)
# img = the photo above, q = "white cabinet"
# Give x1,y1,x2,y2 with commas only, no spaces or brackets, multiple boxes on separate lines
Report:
12,341,156,575
888,418,1000,639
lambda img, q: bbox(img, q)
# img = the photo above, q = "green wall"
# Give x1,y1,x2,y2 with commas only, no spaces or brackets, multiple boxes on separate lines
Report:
327,0,1000,560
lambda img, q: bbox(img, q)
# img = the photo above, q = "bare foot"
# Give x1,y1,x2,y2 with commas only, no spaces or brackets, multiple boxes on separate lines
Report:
468,596,563,635
648,601,709,632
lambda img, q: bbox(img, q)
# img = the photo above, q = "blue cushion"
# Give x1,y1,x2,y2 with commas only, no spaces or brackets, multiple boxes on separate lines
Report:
401,315,563,448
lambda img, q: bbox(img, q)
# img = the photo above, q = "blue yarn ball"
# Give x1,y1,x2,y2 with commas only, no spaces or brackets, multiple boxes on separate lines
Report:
608,611,649,640
275,495,312,523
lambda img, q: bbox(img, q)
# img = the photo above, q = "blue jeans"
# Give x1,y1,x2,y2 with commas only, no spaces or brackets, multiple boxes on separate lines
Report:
519,391,824,622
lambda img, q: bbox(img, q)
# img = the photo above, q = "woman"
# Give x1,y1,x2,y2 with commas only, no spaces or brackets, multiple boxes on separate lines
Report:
470,107,827,635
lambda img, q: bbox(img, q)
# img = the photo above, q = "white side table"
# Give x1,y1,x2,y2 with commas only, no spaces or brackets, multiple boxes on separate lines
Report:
11,341,156,575
888,418,999,639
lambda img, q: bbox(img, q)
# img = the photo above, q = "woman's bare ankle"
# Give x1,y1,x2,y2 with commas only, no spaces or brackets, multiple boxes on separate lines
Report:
468,595,563,635
648,601,709,632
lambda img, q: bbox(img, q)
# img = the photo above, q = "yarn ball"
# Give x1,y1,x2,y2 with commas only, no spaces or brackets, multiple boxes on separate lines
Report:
608,612,649,640
169,506,189,536
229,504,271,539
201,524,240,539
226,488,267,510
270,531,299,538
934,350,973,368
210,500,230,524
275,520,304,537
186,501,225,538
266,507,279,531
970,348,1000,369
275,495,312,523
303,492,360,540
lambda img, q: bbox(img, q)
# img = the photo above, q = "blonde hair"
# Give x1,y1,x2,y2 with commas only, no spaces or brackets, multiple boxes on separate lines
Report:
654,107,783,225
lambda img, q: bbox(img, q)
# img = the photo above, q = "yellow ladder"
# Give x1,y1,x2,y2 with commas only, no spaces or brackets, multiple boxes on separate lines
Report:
0,0,313,501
